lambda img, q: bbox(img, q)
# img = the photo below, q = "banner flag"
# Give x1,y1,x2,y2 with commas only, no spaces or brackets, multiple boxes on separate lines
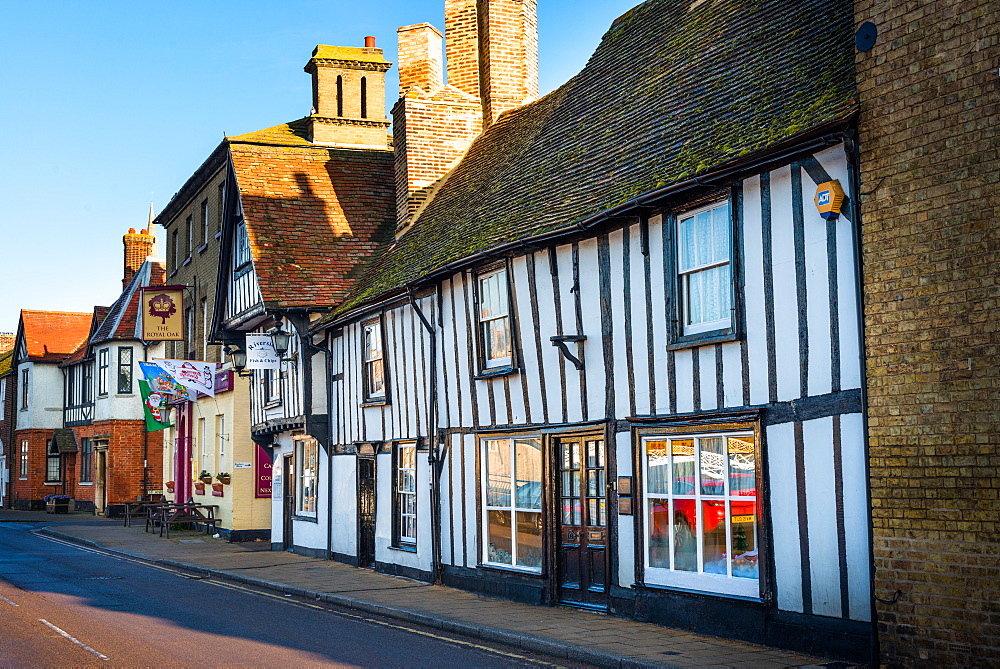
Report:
139,380,171,432
138,361,193,399
153,358,216,398
140,287,185,340
245,333,280,370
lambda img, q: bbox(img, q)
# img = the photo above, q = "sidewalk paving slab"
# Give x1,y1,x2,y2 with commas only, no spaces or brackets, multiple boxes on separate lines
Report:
0,510,844,668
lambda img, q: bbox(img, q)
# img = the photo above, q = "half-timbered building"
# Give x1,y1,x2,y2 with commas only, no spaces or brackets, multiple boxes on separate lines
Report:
290,0,871,662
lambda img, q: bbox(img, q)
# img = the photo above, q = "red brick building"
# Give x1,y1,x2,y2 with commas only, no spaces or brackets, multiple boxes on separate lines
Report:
0,338,16,507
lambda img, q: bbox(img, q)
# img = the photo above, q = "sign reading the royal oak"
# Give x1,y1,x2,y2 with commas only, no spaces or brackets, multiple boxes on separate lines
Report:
140,286,185,340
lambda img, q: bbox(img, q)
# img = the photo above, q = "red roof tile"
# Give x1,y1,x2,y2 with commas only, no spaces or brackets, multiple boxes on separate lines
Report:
20,310,93,362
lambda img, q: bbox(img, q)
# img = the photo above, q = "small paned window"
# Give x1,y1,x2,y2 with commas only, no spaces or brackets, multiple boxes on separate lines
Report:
80,438,93,483
82,362,92,403
46,439,61,482
642,430,759,597
217,183,226,233
186,214,194,257
216,415,226,472
478,268,512,370
67,369,76,406
201,298,209,360
482,436,542,571
234,221,251,268
262,369,281,404
117,347,133,394
20,368,28,409
201,200,210,246
185,308,194,359
171,230,179,270
363,320,386,401
97,349,109,396
0,378,5,414
19,440,28,478
394,443,417,547
295,437,319,516
199,418,209,474
677,201,732,336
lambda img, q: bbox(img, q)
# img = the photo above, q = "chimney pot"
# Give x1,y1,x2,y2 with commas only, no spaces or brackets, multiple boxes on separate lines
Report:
365,36,376,47
128,228,136,234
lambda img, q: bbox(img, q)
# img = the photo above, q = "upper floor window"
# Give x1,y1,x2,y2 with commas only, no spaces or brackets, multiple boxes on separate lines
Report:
234,221,251,269
0,377,5,414
477,267,512,370
117,347,133,394
20,368,29,409
171,229,180,270
186,214,194,257
97,348,109,396
262,369,281,405
82,362,93,403
201,200,210,247
362,319,386,402
676,201,732,336
217,182,226,233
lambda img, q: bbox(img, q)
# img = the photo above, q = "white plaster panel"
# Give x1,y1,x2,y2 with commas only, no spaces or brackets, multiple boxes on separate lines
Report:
840,412,872,622
766,421,804,613
741,175,771,406
803,416,841,617
768,166,801,402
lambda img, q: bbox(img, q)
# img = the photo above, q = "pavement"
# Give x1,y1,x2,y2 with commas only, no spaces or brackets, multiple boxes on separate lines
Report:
0,509,842,668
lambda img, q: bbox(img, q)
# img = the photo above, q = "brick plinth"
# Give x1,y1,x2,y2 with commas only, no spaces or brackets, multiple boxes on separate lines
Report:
856,0,999,665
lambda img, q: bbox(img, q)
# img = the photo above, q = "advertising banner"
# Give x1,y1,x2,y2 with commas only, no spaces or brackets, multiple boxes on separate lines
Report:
139,380,171,431
138,361,193,399
140,287,185,340
153,358,216,398
245,333,280,370
255,444,273,498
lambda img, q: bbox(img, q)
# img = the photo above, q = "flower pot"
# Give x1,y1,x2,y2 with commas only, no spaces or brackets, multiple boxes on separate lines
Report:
218,476,231,485
211,483,224,497
194,482,206,495
165,481,175,493
45,501,71,514
200,476,213,484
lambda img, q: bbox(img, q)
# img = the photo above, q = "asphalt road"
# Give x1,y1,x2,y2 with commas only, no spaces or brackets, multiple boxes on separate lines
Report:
0,521,573,667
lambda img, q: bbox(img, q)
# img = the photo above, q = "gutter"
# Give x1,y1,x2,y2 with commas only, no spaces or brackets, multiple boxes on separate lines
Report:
326,121,855,328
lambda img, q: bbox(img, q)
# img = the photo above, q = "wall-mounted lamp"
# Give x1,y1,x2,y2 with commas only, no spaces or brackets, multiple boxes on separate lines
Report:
225,345,252,377
270,326,292,359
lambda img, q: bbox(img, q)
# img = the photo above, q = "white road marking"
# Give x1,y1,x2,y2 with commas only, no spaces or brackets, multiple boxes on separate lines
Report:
0,594,19,606
38,619,110,661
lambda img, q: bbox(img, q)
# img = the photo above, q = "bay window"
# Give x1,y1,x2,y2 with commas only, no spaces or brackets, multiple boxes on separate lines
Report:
642,430,759,597
482,436,542,571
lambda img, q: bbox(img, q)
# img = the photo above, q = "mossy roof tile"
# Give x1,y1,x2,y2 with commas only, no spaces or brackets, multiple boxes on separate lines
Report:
338,0,857,313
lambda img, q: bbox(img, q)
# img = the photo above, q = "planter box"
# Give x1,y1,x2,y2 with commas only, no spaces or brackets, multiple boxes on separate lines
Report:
194,482,205,495
45,501,71,514
211,483,224,498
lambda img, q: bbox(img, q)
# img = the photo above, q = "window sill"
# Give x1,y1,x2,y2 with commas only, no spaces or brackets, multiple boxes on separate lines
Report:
44,481,63,486
667,329,739,351
291,514,318,523
477,563,545,577
215,231,222,240
360,399,389,408
115,393,134,398
182,257,192,267
473,366,519,380
168,269,178,279
197,243,209,254
263,400,282,409
632,580,762,603
78,482,93,486
388,544,417,553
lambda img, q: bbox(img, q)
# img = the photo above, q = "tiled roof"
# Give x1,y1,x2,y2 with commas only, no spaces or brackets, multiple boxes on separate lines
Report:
228,141,396,310
92,260,166,343
0,349,13,376
20,310,92,362
338,0,857,312
228,118,314,147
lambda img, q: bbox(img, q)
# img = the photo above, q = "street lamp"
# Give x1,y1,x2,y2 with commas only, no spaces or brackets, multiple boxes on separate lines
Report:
226,345,249,376
270,325,292,359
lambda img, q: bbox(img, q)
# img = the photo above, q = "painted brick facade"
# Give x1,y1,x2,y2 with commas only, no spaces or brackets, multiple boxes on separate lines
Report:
855,0,999,665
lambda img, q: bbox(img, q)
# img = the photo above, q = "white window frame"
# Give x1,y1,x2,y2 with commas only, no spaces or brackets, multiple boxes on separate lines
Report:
201,199,210,247
97,349,109,396
19,439,28,478
394,442,417,547
677,201,733,336
294,437,318,517
201,298,209,360
363,320,386,401
234,221,251,269
117,346,133,394
216,415,226,473
0,377,6,414
20,368,28,410
46,439,61,483
641,430,760,598
481,435,543,573
80,438,93,483
477,268,513,370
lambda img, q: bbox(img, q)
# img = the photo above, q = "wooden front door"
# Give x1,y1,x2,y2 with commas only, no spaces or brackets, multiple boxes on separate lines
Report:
95,448,108,515
357,456,376,569
282,455,294,550
555,436,609,609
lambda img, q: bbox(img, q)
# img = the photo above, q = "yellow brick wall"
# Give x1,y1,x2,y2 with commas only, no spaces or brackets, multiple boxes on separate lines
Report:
856,0,999,665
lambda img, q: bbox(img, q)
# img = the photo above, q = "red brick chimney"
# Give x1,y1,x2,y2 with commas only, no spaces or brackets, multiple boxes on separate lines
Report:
477,0,538,126
123,227,155,289
397,23,444,94
444,0,480,98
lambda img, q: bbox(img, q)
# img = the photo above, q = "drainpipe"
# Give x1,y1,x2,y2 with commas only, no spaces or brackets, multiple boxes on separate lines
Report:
408,287,441,584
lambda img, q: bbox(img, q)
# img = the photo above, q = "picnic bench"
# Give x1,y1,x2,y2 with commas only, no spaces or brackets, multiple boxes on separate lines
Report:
123,494,166,528
144,500,220,539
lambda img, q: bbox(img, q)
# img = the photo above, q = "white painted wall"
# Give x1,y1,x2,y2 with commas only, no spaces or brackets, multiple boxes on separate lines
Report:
15,362,63,430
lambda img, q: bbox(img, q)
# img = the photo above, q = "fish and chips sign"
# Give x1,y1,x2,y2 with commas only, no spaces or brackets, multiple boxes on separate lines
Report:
141,287,185,340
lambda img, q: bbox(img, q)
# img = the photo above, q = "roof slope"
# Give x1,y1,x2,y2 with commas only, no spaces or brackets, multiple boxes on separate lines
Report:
340,0,856,311
20,310,92,362
0,349,13,376
229,141,397,310
92,261,166,343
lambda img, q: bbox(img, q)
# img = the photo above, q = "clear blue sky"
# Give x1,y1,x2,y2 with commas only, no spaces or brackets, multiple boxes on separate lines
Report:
0,0,639,334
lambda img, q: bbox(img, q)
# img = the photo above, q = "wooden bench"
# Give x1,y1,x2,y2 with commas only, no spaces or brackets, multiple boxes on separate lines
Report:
124,495,166,528
152,502,220,539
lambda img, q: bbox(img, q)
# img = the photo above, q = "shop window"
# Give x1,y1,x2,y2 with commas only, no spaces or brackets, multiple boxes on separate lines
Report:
481,436,542,571
393,442,417,548
295,437,318,516
477,267,513,371
80,438,93,483
362,319,386,402
642,430,759,597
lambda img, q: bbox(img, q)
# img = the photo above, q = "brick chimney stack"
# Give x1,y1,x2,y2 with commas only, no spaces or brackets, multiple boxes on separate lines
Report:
123,227,155,289
444,0,480,98
304,39,393,148
0,333,14,355
397,23,444,94
477,0,538,126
